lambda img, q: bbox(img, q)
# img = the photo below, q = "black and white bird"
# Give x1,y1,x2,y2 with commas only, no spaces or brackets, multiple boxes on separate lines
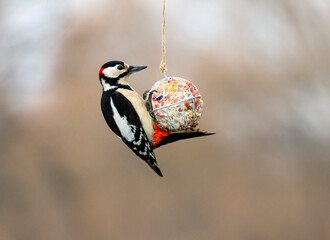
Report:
98,60,213,177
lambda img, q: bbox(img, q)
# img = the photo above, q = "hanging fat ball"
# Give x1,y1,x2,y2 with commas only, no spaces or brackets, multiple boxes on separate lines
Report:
145,77,203,132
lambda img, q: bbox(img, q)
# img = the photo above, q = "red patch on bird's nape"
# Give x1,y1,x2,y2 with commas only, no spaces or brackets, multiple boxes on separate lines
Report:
99,67,105,77
152,123,170,147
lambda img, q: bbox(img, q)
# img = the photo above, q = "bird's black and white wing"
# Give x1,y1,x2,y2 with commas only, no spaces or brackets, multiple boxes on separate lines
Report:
101,91,162,176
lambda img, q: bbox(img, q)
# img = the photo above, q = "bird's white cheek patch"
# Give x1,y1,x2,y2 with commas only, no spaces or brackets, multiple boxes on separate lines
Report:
110,97,135,142
103,67,123,78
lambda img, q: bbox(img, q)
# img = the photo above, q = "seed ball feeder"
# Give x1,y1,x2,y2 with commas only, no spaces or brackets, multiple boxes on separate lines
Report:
149,77,203,132
147,0,204,132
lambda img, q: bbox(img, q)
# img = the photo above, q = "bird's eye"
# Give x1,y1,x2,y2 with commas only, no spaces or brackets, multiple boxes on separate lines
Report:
117,65,124,70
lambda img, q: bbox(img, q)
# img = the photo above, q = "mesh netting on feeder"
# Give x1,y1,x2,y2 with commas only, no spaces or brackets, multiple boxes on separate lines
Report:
149,77,203,132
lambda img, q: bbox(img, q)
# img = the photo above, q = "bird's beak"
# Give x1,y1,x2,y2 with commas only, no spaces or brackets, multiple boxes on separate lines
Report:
128,65,147,73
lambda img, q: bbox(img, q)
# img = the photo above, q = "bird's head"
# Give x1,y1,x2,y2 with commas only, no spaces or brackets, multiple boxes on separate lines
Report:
98,61,147,91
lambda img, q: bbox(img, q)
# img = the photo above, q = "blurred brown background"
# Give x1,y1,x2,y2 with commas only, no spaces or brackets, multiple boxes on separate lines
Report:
1,0,330,239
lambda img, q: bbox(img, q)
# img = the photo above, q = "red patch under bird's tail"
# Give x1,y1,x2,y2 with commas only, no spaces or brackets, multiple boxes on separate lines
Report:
151,123,215,149
152,124,170,147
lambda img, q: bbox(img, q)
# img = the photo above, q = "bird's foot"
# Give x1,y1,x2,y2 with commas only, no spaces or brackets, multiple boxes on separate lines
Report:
143,89,157,117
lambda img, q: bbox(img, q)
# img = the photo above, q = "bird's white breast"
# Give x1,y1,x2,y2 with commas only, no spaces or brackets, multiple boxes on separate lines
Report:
117,88,154,141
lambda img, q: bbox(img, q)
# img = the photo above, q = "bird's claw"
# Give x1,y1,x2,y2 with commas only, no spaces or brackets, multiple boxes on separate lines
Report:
143,89,157,117
143,89,157,100
155,95,163,101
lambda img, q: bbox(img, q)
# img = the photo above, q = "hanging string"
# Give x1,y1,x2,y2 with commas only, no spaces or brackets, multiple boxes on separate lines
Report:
160,0,167,76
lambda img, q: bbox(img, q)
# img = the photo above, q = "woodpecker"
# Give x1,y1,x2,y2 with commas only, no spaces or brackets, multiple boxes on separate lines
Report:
99,60,214,177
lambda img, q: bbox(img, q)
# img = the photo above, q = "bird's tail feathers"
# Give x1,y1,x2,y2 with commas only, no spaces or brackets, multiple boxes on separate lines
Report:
148,160,163,177
152,126,215,149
